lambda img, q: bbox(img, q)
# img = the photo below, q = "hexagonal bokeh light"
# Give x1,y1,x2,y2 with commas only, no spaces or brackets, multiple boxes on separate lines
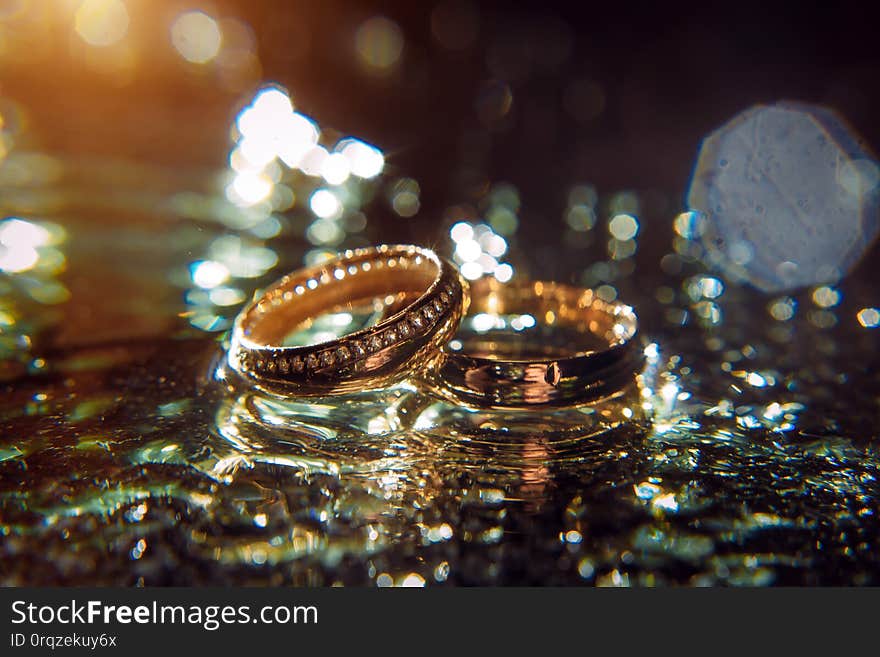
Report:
687,102,880,292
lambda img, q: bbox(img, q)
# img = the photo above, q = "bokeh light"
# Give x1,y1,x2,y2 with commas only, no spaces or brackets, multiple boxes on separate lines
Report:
195,80,390,320
229,170,273,206
0,242,38,273
449,220,513,282
856,307,879,328
475,79,513,126
191,260,230,289
687,102,880,292
310,189,343,219
609,213,639,241
811,286,841,308
768,297,797,321
355,16,404,72
276,114,321,168
171,10,223,64
673,211,706,239
338,139,385,179
564,184,597,233
0,217,53,273
75,0,129,47
389,178,420,217
321,153,351,186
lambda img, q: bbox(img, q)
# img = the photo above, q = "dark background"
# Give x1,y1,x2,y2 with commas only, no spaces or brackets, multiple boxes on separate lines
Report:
5,1,879,223
240,1,880,207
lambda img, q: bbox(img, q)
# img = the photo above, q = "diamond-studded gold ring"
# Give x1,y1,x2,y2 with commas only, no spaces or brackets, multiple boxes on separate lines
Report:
422,278,640,408
227,245,468,395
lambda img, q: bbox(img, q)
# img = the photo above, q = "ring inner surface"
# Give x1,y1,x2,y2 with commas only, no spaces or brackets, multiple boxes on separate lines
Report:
280,292,423,347
451,281,634,361
453,322,611,360
243,255,438,345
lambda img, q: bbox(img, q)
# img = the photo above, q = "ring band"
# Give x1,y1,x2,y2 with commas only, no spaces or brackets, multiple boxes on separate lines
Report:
423,278,640,407
228,245,468,395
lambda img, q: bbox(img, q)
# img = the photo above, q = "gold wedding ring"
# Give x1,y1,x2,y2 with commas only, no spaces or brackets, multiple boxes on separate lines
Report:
228,245,468,395
424,278,640,407
227,245,640,407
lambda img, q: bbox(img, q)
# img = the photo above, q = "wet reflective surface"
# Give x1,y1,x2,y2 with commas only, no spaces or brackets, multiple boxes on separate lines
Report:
1,2,879,585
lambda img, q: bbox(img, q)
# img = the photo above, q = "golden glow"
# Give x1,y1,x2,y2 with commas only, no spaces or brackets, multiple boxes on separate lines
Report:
75,0,130,47
171,10,223,64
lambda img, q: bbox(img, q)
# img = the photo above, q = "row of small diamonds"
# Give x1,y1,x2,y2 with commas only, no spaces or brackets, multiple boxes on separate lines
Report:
243,281,456,378
253,252,427,316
